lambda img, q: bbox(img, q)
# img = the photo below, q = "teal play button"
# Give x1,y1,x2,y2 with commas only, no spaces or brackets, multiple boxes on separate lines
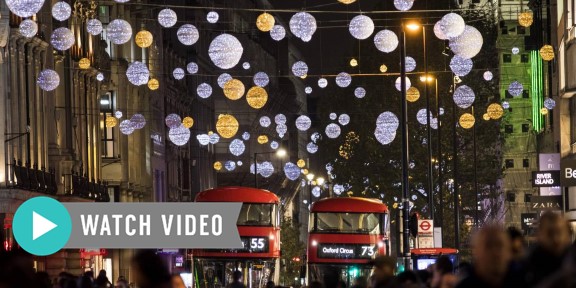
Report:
13,197,72,256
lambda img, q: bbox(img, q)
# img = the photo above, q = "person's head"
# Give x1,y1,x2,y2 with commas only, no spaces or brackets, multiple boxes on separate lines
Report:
371,256,396,282
471,225,511,284
434,256,453,275
507,226,525,260
352,276,368,288
84,271,94,279
97,270,107,278
537,212,571,256
233,270,243,283
34,271,52,288
171,274,186,288
266,280,276,288
79,276,93,288
396,271,421,288
131,250,171,288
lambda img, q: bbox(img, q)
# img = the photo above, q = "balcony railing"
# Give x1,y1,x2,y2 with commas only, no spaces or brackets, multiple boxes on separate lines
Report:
65,172,110,202
8,159,57,195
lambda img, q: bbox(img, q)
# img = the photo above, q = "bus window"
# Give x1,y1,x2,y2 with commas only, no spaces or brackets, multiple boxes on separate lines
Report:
237,203,274,226
314,213,383,234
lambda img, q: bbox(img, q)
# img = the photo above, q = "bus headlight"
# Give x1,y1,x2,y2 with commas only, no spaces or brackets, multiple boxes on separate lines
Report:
378,241,384,248
269,234,275,240
311,240,318,246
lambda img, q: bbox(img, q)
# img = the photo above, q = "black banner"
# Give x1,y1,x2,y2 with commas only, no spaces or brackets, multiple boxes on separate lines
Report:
317,243,378,260
532,171,560,187
530,196,562,210
521,213,537,231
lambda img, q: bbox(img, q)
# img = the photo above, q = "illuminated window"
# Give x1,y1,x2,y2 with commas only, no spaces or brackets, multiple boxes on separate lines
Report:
100,92,116,158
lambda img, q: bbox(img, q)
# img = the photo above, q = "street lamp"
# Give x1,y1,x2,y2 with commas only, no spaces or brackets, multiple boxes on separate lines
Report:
254,148,287,188
420,75,439,222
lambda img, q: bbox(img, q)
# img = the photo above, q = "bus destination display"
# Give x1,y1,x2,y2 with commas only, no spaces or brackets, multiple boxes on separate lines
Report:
317,244,377,259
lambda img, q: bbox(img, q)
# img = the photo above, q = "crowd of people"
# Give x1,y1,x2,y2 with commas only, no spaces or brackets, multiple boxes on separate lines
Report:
0,211,574,288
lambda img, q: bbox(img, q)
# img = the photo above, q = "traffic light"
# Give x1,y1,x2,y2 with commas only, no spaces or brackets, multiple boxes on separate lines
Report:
409,212,419,238
349,267,359,278
396,263,406,274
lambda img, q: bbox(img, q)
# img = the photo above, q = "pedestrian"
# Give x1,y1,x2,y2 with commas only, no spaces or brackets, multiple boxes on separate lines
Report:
78,275,92,288
115,276,128,288
266,280,276,288
351,276,367,288
430,256,453,288
172,274,187,288
524,212,571,287
95,270,112,288
130,250,171,288
396,271,423,288
226,270,246,288
369,256,397,288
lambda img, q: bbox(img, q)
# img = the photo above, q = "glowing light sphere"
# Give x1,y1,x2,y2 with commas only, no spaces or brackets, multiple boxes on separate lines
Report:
407,87,420,102
209,133,220,144
374,126,396,145
487,103,504,120
257,135,269,144
284,162,301,181
224,161,236,171
270,141,279,149
169,124,191,146
135,30,153,48
197,83,213,99
37,69,60,91
502,101,510,109
433,20,448,40
541,107,549,115
208,34,244,69
289,12,317,41
508,81,524,97
483,113,490,121
395,77,411,91
430,117,439,129
130,114,146,129
330,113,337,120
173,68,185,80
309,186,321,198
256,12,275,32
307,142,319,154
197,134,210,145
105,116,118,128
394,0,414,11
449,25,483,59
305,87,312,94
453,85,475,109
518,12,534,27
544,98,556,110
52,1,71,21
6,0,44,17
246,86,268,109
229,139,245,156
120,120,134,135
339,114,350,126
350,58,358,67
540,45,555,61
276,124,287,136
106,19,132,45
376,112,399,133
333,184,345,195
374,29,399,53
338,0,356,4
380,64,388,73
165,114,181,129
405,56,417,72
182,117,194,129
512,47,520,54
275,114,287,124
213,161,222,171
77,58,90,70
243,62,250,70
147,78,159,90
440,13,465,38
216,114,239,139
252,72,270,87
237,161,243,166
354,87,366,99
459,113,475,129
260,116,271,127
214,73,231,89
295,115,312,131
450,55,473,77
242,132,250,141
296,159,306,168
115,111,123,119
416,109,429,125
292,61,308,77
158,8,177,28
325,123,342,139
207,11,219,23
483,71,493,81
223,79,245,100
349,15,375,40
336,72,352,88
126,61,149,86
187,62,198,74
318,78,328,88
177,24,199,46
50,27,75,51
270,25,286,41
259,162,275,178
85,19,103,36
19,19,38,38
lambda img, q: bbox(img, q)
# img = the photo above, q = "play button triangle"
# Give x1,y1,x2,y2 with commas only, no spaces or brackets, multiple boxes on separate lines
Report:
32,211,58,240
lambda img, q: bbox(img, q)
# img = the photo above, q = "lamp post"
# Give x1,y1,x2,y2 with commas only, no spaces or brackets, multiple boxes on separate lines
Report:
420,75,438,222
254,148,287,188
306,173,315,206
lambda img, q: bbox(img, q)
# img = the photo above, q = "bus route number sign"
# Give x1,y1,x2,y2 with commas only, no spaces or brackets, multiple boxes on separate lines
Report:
317,244,377,259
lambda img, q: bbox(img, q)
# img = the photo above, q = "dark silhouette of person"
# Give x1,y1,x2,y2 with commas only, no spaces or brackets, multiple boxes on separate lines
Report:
131,250,171,288
227,270,246,288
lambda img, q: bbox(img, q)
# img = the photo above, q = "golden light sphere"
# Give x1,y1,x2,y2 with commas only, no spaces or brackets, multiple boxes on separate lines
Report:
487,103,504,120
350,58,358,67
257,135,269,144
216,114,239,139
406,87,420,102
79,58,91,69
147,78,159,90
338,0,357,4
135,30,153,48
541,107,549,115
300,74,307,79
483,113,490,121
256,12,275,32
223,79,245,100
459,113,475,129
518,12,533,27
246,86,268,109
213,161,222,171
208,131,214,135
297,159,306,168
302,168,309,175
182,116,194,128
105,116,118,128
539,45,555,61
379,64,388,73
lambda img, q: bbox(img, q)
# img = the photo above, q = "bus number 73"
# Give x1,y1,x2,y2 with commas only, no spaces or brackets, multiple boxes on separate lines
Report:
361,245,375,257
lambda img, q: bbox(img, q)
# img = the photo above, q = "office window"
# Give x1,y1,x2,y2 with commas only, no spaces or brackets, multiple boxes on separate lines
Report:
100,92,116,158
521,54,529,63
523,90,530,98
505,159,514,168
522,124,530,132
523,159,530,168
503,54,512,63
505,125,514,133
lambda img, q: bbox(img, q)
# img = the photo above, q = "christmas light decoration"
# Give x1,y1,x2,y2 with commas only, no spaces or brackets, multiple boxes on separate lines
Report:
270,25,286,41
450,55,473,76
541,108,549,115
257,135,269,144
197,83,212,98
289,12,317,41
270,141,279,149
130,114,146,129
6,0,44,17
449,25,483,59
374,29,399,53
407,87,420,102
405,56,416,72
483,71,493,81
115,111,123,119
512,47,520,54
213,161,222,171
50,27,75,51
305,87,312,94
508,81,523,97
224,161,236,171
86,19,103,35
120,120,134,135
209,133,220,145
374,126,395,145
325,123,341,138
518,12,534,27
354,87,366,99
544,98,556,109
37,69,60,91
487,103,504,119
182,117,194,129
275,114,287,124
276,124,287,136
318,78,328,88
260,116,271,127
256,12,275,32
187,62,198,74
283,162,300,181
502,101,510,109
242,132,250,141
376,112,399,133
19,19,37,38
540,45,555,61
197,134,210,145
165,114,181,129
126,61,149,86
295,115,312,131
394,0,414,11
135,30,153,48
105,116,118,128
223,79,245,100
207,11,219,23
158,8,177,28
338,114,350,126
243,62,250,70
292,61,308,77
78,58,90,69
459,113,475,129
169,125,190,146
208,34,244,69
453,85,475,109
330,113,337,120
216,114,239,139
349,15,375,40
51,1,71,21
177,24,199,46
336,72,352,87
297,159,306,168
416,109,429,125
254,72,269,87
173,68,185,80
229,139,245,156
433,20,447,40
440,13,465,38
395,77,411,91
246,86,268,109
380,64,388,73
148,78,159,90
106,19,133,45
307,142,318,153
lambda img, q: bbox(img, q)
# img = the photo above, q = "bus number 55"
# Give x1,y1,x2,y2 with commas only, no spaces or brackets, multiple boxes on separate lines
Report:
251,238,265,249
361,245,375,256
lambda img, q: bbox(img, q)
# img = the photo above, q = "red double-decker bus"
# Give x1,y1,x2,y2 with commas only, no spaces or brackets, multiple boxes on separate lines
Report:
307,197,389,287
193,187,280,288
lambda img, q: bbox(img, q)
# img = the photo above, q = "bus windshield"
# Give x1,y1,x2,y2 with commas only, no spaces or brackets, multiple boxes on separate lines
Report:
312,212,383,234
237,203,276,226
